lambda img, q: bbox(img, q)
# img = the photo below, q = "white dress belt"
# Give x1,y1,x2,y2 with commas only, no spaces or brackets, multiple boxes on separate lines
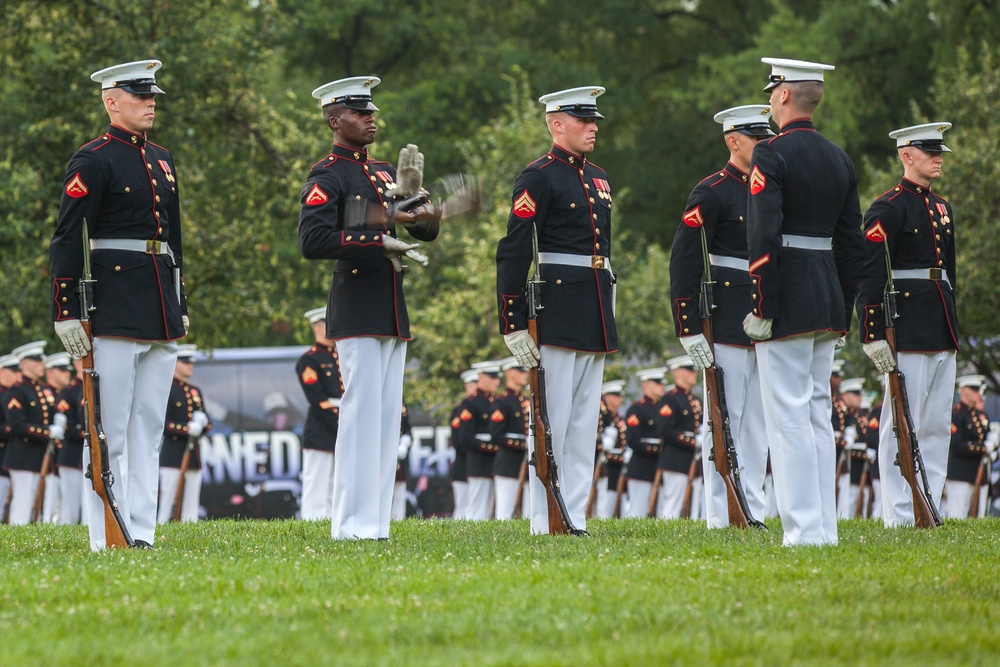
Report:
709,254,749,271
504,433,526,440
537,252,611,271
892,268,951,286
91,238,174,259
781,235,832,250
639,437,662,444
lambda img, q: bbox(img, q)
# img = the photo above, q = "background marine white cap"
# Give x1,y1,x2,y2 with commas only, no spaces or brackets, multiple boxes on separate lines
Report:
889,122,953,153
44,352,73,370
0,354,20,369
761,57,835,91
601,380,625,395
460,369,479,384
304,307,327,324
12,340,46,361
471,360,503,376
538,86,606,118
312,76,381,110
840,377,865,394
956,374,986,390
713,104,775,137
636,367,666,383
90,60,164,94
667,355,696,372
176,344,199,362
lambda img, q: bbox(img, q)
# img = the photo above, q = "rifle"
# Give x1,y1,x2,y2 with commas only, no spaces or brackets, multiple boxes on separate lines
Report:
968,454,989,518
881,248,942,528
611,458,628,518
680,449,701,519
585,453,604,518
853,453,872,518
79,221,134,548
647,468,663,518
697,223,764,528
526,225,583,535
170,435,196,522
512,457,528,518
30,429,60,524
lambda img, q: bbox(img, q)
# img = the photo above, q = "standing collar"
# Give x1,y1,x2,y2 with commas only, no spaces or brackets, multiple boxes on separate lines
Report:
331,143,369,162
724,161,749,182
549,143,586,165
107,124,146,147
778,118,815,133
899,177,933,194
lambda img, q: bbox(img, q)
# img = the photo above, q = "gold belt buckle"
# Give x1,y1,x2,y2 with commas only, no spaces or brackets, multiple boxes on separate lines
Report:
928,267,942,280
591,255,605,270
145,239,161,254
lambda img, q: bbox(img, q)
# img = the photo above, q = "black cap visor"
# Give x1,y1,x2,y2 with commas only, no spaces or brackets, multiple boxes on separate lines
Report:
549,104,604,119
326,95,379,112
115,78,165,95
907,139,951,153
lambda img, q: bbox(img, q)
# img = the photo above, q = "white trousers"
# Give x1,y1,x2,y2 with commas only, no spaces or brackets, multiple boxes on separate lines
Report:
595,482,613,519
836,473,853,519
83,338,176,550
756,333,838,546
878,351,955,527
0,476,10,522
466,476,494,521
300,448,335,520
657,471,688,519
622,479,651,518
7,470,40,525
451,480,468,519
157,467,202,523
58,466,85,525
391,481,407,520
494,475,522,520
526,347,605,534
763,473,779,518
943,480,988,519
42,472,60,523
701,344,768,528
331,337,405,540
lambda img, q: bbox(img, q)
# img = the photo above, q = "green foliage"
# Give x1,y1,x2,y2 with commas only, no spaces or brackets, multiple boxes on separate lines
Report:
3,518,1000,665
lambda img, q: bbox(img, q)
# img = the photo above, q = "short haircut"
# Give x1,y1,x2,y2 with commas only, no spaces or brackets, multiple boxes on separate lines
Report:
791,81,824,112
323,104,345,126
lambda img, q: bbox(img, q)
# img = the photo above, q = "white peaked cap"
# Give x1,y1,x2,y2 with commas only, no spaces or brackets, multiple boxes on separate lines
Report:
889,122,953,153
762,57,835,91
601,380,625,395
460,369,479,384
91,60,164,94
538,86,606,118
713,104,775,137
44,352,73,370
957,374,986,390
304,307,327,324
12,340,46,361
667,355,696,372
636,367,666,383
840,377,865,394
471,360,503,376
312,76,381,110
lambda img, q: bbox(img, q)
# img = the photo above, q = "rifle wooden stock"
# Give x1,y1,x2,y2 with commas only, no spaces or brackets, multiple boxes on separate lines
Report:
585,456,603,518
612,462,628,518
702,320,763,529
968,455,989,519
528,321,580,535
82,319,134,548
885,328,942,529
680,451,700,519
647,468,663,518
171,437,196,522
853,457,871,519
512,458,528,518
30,440,57,523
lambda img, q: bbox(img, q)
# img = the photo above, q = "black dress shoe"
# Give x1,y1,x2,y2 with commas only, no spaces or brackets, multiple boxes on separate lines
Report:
132,540,154,550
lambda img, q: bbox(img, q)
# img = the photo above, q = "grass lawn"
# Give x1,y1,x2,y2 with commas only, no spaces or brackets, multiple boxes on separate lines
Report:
2,517,997,666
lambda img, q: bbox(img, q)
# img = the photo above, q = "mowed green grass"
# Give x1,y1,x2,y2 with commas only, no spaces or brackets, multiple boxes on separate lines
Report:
2,517,998,666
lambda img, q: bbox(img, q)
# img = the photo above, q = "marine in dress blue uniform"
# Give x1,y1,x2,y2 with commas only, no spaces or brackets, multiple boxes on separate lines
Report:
50,60,187,550
744,58,865,546
595,380,627,519
670,105,774,527
621,368,667,518
298,76,440,540
456,361,502,521
835,377,869,518
54,356,86,525
295,307,343,520
3,342,58,525
944,375,989,518
449,369,478,519
490,358,530,520
496,86,617,534
656,356,703,519
0,354,22,521
856,122,958,526
156,345,210,523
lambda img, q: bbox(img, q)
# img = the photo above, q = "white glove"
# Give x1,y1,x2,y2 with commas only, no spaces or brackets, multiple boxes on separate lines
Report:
182,315,190,335
623,447,633,464
835,335,846,350
844,425,859,449
742,313,773,341
395,144,424,196
679,333,714,370
503,329,540,369
863,340,896,373
192,410,209,428
49,413,67,441
985,427,999,454
383,236,428,272
187,420,204,438
398,434,413,460
601,426,619,452
54,319,90,358
326,398,341,409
